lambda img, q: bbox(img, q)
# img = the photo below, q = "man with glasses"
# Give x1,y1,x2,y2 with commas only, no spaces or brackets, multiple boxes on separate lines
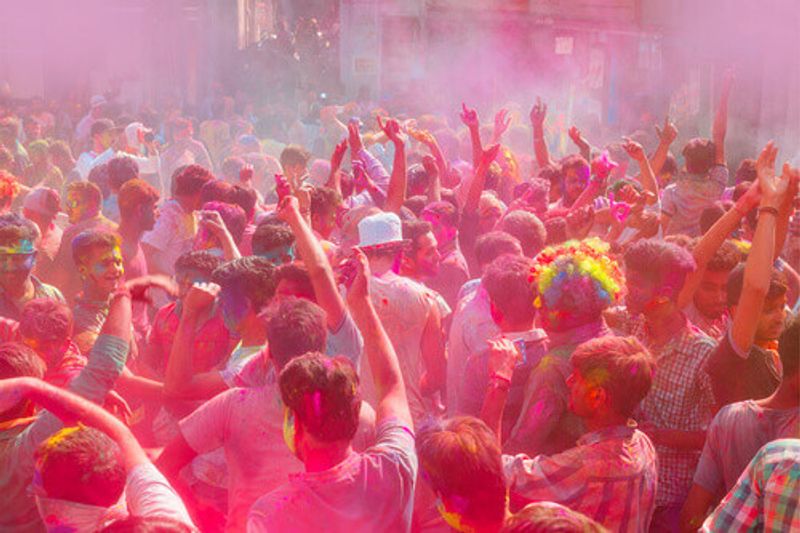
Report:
0,213,63,320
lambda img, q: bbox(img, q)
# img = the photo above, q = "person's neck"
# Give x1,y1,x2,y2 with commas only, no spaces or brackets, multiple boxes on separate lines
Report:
758,383,799,410
117,220,143,244
240,319,267,347
584,412,629,433
78,210,100,224
83,282,111,302
303,442,353,473
644,307,685,344
370,257,397,277
2,276,34,300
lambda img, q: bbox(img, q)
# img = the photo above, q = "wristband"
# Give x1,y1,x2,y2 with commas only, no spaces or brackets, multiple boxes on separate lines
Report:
489,372,512,388
758,206,779,217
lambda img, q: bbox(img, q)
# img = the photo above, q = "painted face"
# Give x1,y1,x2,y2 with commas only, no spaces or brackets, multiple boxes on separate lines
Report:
421,211,454,248
175,269,210,300
256,245,295,266
567,369,602,417
564,168,589,203
139,200,157,232
755,294,787,342
312,209,337,240
0,239,36,285
411,232,441,278
81,246,124,294
693,269,731,320
65,191,88,224
220,287,250,334
22,336,69,369
624,269,658,316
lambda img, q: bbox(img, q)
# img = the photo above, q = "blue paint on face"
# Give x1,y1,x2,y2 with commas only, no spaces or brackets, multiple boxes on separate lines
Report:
220,287,249,333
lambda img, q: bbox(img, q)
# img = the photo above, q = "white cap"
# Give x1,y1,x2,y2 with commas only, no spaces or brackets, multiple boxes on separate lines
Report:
124,122,152,150
90,94,107,108
357,212,408,249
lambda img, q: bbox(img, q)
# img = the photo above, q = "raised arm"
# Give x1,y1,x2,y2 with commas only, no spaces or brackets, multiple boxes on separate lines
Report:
0,377,147,469
464,143,501,214
650,116,678,176
731,142,790,351
530,97,552,168
489,109,511,145
324,139,348,197
164,282,228,400
409,128,446,202
345,249,411,427
568,125,593,162
277,195,345,331
460,103,482,170
712,69,734,166
677,179,760,309
480,338,520,445
377,116,408,214
198,210,241,261
623,138,659,201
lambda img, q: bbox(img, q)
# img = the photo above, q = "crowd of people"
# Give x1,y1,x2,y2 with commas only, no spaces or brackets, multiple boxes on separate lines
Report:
0,66,798,533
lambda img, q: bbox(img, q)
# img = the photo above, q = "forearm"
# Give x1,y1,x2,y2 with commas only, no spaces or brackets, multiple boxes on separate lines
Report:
481,382,509,445
636,156,659,199
712,88,730,165
533,124,551,167
650,139,672,176
384,142,407,214
464,162,489,213
568,181,601,213
428,143,445,203
164,313,200,396
469,126,482,170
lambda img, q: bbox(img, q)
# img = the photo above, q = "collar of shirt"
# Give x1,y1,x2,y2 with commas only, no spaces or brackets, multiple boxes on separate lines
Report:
576,421,638,447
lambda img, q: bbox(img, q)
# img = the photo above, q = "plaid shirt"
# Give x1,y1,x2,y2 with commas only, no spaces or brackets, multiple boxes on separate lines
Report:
702,439,800,532
633,315,717,507
504,423,658,533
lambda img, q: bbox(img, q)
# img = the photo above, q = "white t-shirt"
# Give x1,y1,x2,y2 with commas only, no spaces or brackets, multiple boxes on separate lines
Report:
141,199,197,276
247,419,417,533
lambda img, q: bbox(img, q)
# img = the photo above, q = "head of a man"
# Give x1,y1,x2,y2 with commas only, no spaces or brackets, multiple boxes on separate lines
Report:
560,155,590,206
65,181,102,224
71,230,124,295
502,502,607,533
310,186,343,240
0,342,45,421
534,239,624,332
279,145,311,181
19,298,74,369
33,426,126,529
498,210,547,258
623,239,695,318
727,265,788,343
275,263,315,302
417,416,506,532
421,201,459,249
252,221,296,265
474,231,523,275
682,138,716,177
567,336,654,422
278,352,360,462
266,296,327,370
484,254,537,332
90,119,115,152
0,213,39,290
212,257,276,335
107,156,139,193
173,250,223,301
401,219,441,280
118,179,159,233
691,239,741,320
172,164,214,212
195,201,247,253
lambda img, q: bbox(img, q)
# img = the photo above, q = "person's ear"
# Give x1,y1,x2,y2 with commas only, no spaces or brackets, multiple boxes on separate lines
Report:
77,264,89,278
590,387,608,410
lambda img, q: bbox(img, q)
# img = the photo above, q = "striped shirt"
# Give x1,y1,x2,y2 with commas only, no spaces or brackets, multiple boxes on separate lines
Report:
504,423,658,533
702,439,800,532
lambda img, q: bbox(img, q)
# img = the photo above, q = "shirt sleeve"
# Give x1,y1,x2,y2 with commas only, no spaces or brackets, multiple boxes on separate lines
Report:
706,330,748,406
693,411,726,494
661,186,677,218
142,204,177,251
326,311,364,369
502,450,585,505
708,165,730,189
368,418,418,479
179,388,234,454
126,462,196,528
701,448,764,533
357,148,390,191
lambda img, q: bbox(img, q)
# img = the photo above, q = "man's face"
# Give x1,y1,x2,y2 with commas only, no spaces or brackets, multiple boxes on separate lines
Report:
94,130,114,151
0,238,36,287
411,231,441,278
22,336,69,368
624,269,659,316
220,287,250,334
80,245,124,294
567,369,599,418
421,211,455,248
564,168,589,203
139,200,157,232
693,269,731,320
755,294,787,342
65,191,91,224
312,208,337,240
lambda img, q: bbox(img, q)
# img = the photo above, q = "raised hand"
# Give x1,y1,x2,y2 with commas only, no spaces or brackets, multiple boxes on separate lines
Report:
348,121,363,154
481,143,501,167
239,164,254,183
487,338,520,382
345,248,371,303
460,103,480,129
622,137,647,162
756,141,781,207
568,126,583,146
330,139,348,173
654,116,678,145
530,97,547,127
492,109,511,141
274,173,291,201
591,151,618,181
407,127,436,148
124,274,178,303
376,116,407,145
276,195,301,223
183,282,220,316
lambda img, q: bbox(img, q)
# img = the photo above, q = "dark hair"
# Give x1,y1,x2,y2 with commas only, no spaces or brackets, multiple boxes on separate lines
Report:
624,239,696,299
107,156,139,190
276,263,315,301
212,257,277,311
734,158,757,184
422,201,460,229
229,185,257,222
483,255,536,324
174,250,224,278
407,164,430,195
20,298,73,342
90,118,114,138
71,229,120,266
174,164,214,197
252,221,295,257
279,352,360,442
560,154,590,181
35,426,126,507
778,314,799,378
726,264,788,307
201,201,247,244
67,181,103,208
279,145,311,169
402,219,433,254
0,341,45,380
118,179,159,220
544,216,567,246
474,231,522,268
498,211,547,258
87,164,111,198
100,516,194,533
732,182,758,230
570,336,655,417
661,152,678,177
537,164,564,188
0,213,38,247
403,195,427,217
502,502,608,533
699,202,728,235
310,186,342,217
200,179,234,205
702,239,741,273
417,417,506,529
682,138,716,176
221,156,245,179
267,297,328,370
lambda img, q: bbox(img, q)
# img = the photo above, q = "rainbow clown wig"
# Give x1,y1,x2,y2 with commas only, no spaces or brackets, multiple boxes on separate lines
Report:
532,238,625,331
